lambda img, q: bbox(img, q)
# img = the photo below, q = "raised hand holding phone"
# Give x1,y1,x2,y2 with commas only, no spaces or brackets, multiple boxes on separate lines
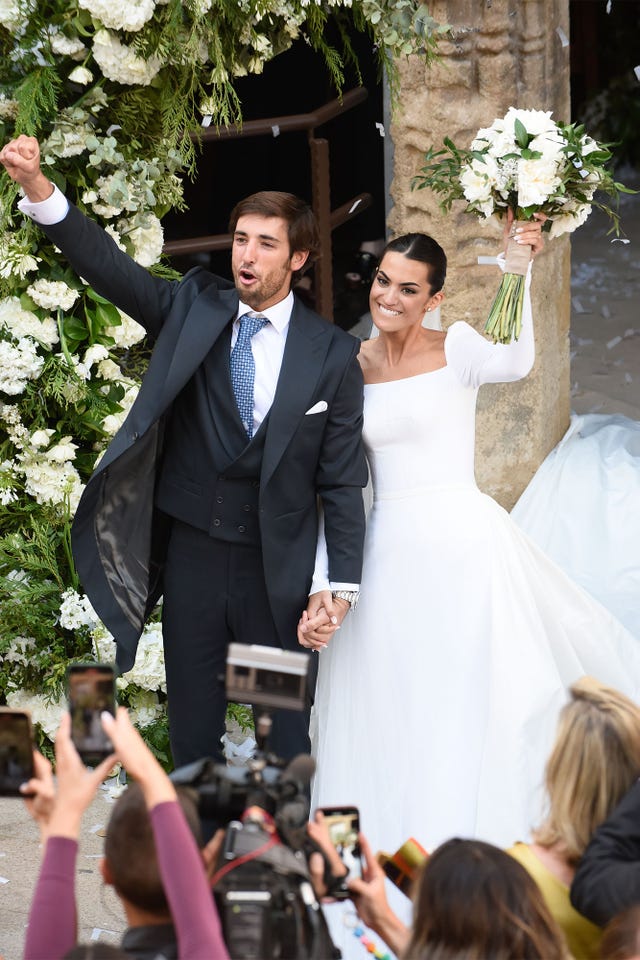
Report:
67,663,116,765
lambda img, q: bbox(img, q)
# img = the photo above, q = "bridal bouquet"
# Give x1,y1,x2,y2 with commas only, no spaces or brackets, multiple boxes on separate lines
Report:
413,107,632,342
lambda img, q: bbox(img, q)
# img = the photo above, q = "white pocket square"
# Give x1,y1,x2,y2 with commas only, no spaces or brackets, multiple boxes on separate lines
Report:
305,400,328,416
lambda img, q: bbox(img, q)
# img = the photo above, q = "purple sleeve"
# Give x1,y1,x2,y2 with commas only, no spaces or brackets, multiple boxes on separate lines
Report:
150,801,230,960
23,836,78,960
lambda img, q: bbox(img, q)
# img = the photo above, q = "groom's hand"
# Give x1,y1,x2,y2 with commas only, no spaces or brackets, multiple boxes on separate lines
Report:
0,135,54,202
298,590,349,650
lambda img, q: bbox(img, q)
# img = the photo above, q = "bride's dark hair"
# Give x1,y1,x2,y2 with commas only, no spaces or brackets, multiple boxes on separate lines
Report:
380,233,447,293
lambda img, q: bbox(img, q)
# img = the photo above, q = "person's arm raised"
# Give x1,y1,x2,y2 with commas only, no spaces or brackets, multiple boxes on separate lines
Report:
0,135,53,202
101,709,230,959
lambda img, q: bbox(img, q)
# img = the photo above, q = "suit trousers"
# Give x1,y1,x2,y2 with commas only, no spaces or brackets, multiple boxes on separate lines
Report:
161,517,311,767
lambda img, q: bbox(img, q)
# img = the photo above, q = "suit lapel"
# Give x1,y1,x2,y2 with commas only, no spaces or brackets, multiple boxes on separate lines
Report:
159,285,239,407
262,300,331,488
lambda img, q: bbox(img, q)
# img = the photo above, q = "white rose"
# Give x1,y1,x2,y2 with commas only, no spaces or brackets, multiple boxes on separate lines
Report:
517,157,562,208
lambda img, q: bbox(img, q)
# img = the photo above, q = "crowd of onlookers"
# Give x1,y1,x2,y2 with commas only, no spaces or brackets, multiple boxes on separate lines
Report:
11,676,640,960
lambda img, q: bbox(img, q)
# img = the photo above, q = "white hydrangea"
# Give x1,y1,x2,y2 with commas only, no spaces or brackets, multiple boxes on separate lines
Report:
0,338,44,395
79,0,156,32
92,29,163,86
26,279,80,312
0,297,59,347
49,30,87,57
119,213,164,267
119,622,166,693
92,624,118,663
43,125,91,160
60,588,100,631
105,310,146,349
127,689,163,728
6,688,66,741
19,446,84,511
0,0,35,31
104,224,127,252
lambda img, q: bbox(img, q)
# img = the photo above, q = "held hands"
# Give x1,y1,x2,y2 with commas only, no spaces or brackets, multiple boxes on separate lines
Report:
297,589,350,651
0,135,53,202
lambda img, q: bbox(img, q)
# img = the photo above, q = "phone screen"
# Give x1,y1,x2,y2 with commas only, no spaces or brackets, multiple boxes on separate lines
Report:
68,664,116,764
0,709,34,796
319,806,362,882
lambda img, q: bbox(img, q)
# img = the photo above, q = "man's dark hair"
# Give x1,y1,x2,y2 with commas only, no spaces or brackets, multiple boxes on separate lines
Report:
229,191,321,267
104,783,201,915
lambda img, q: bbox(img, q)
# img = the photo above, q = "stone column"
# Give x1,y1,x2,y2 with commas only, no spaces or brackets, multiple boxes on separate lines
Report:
388,0,571,508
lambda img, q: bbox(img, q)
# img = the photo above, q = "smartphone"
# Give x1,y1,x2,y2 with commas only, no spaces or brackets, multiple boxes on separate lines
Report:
0,708,35,796
67,663,116,765
317,805,362,887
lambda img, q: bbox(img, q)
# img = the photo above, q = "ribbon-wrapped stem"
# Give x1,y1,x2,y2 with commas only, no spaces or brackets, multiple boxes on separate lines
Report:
484,220,532,344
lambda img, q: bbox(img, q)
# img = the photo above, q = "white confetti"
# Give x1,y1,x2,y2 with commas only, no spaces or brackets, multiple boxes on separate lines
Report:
572,297,585,313
89,823,104,834
607,0,612,12
576,337,593,347
91,928,118,941
611,237,631,244
201,115,212,128
556,26,569,47
477,256,499,265
0,877,9,885
375,122,385,137
271,124,280,137
348,198,363,214
606,336,622,350
634,65,640,82
625,373,633,383
624,328,636,338
601,304,611,318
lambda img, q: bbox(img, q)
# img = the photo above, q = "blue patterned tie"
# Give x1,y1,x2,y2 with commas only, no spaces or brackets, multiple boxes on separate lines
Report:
230,313,267,438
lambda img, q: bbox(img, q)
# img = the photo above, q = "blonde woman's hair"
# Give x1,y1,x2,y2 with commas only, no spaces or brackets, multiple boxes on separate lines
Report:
534,676,640,863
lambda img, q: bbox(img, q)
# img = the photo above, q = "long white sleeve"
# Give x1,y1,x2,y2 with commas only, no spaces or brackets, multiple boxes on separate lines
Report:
445,261,534,389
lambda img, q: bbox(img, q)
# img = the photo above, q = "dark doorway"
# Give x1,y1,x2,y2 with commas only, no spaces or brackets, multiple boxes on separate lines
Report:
570,0,640,168
162,21,386,329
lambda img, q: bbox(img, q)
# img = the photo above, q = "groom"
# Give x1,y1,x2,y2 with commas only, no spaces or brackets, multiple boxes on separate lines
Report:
0,135,367,766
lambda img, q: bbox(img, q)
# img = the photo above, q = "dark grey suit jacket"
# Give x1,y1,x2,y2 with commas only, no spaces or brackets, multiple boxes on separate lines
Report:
42,204,367,671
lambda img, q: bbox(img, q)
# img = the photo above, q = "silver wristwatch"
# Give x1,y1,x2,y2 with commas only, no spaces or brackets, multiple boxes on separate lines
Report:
331,589,360,611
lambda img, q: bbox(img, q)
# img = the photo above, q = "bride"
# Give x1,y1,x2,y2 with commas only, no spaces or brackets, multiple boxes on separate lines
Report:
300,218,640,870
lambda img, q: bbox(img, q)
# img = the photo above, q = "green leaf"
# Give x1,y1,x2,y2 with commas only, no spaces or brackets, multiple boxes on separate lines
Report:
514,118,531,150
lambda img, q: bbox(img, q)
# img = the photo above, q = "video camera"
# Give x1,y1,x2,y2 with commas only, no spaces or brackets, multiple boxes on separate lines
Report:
170,644,341,960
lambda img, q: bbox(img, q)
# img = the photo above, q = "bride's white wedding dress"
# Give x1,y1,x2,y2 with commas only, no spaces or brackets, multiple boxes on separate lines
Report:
310,281,640,879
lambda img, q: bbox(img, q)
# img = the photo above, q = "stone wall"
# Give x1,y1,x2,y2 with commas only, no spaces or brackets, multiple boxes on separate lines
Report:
388,0,571,508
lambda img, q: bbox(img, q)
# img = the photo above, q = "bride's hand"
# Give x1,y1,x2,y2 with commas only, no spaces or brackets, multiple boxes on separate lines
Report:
504,210,547,258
